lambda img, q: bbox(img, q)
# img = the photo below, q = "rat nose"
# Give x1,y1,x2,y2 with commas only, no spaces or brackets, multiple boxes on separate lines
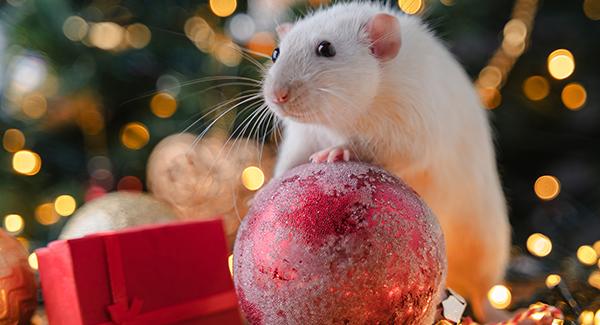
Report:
272,87,290,104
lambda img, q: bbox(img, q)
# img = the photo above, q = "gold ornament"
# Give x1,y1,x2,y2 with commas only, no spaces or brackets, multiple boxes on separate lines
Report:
146,133,274,245
59,192,178,239
0,230,37,325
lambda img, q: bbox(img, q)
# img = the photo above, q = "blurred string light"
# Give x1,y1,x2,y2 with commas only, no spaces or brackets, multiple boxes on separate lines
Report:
213,37,242,67
593,241,600,255
2,129,25,152
35,202,60,225
7,55,47,96
150,92,177,118
227,14,256,42
476,0,539,109
121,122,150,150
28,253,38,270
583,0,600,20
580,310,595,325
54,195,76,217
487,285,512,309
547,49,575,80
117,176,143,192
62,16,89,41
545,274,561,288
185,16,216,53
561,83,587,110
241,166,265,191
523,75,550,101
21,92,47,119
89,22,124,50
125,23,152,49
3,214,24,234
12,150,42,176
527,233,552,257
156,74,181,97
210,0,237,17
247,32,276,57
534,175,560,201
588,271,600,290
398,0,423,15
577,245,598,266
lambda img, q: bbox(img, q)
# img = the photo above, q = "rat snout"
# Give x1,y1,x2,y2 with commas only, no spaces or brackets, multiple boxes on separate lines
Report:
272,86,290,104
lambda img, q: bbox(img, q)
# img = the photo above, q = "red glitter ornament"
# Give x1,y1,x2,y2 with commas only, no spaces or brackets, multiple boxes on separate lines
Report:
233,162,447,324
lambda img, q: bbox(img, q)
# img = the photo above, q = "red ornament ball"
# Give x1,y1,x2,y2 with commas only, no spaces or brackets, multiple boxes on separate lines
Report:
233,162,446,325
0,230,37,324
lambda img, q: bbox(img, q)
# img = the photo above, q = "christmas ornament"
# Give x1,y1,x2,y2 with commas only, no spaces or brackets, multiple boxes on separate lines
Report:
146,132,274,244
233,162,446,324
0,230,37,325
59,192,178,239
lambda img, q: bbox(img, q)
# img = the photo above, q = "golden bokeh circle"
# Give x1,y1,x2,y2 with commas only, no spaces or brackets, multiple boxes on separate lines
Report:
54,195,77,217
523,76,550,101
3,129,25,153
526,233,552,257
561,83,587,110
12,150,42,176
210,0,237,17
487,285,512,309
547,49,575,80
121,122,150,150
398,0,423,15
241,166,265,191
534,175,560,201
150,93,177,118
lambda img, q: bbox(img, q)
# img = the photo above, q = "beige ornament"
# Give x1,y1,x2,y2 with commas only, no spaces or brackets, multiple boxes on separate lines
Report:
146,132,274,244
59,192,178,240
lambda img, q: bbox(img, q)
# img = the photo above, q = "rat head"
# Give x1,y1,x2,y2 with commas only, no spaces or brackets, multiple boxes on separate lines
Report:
262,6,401,126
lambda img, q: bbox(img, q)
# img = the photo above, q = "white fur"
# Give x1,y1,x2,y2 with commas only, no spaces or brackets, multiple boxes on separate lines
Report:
263,2,510,321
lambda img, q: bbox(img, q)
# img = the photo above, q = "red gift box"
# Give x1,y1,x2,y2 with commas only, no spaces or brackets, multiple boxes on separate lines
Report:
36,220,241,325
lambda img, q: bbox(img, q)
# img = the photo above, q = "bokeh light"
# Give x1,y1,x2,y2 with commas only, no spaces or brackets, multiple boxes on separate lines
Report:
227,14,255,42
2,128,25,152
185,17,216,53
545,274,561,288
584,0,600,20
547,49,575,80
117,176,143,192
580,310,595,325
228,254,234,276
478,87,502,110
35,202,60,225
487,285,512,309
577,245,598,266
526,233,552,257
398,0,423,14
62,16,88,41
150,92,177,118
126,23,152,49
121,122,150,150
247,32,276,57
561,83,587,110
54,195,77,217
534,175,560,201
478,66,503,89
593,240,600,255
241,166,265,191
3,214,24,233
12,150,42,176
523,76,550,101
210,0,237,18
28,253,38,270
214,39,242,67
89,22,125,50
21,92,47,119
588,271,600,290
595,309,600,325
440,0,455,6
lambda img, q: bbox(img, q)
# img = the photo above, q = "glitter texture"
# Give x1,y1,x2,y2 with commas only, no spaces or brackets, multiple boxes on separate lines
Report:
234,162,446,324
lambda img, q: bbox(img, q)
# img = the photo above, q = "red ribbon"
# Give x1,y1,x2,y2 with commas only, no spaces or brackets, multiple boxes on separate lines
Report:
102,236,238,325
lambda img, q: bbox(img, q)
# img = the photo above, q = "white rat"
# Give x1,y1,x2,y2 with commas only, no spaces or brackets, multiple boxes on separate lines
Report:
262,1,510,322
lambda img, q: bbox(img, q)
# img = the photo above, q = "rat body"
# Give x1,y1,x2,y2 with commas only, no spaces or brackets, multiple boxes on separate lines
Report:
262,2,510,321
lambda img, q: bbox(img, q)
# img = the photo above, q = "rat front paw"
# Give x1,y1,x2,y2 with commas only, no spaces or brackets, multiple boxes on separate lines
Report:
309,146,352,163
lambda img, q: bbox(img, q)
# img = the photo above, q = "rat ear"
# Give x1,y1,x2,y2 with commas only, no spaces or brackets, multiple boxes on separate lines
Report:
276,22,294,39
365,13,401,61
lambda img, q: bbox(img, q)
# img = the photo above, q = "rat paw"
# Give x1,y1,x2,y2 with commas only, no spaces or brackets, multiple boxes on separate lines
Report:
309,146,352,163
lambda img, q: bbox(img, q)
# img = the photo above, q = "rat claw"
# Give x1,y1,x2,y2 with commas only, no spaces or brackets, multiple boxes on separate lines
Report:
310,146,353,163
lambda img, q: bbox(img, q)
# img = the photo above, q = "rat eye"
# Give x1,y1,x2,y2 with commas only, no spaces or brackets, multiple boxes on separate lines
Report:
316,41,336,57
272,47,280,62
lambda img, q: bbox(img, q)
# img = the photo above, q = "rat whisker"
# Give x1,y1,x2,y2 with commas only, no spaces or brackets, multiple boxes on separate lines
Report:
182,92,262,135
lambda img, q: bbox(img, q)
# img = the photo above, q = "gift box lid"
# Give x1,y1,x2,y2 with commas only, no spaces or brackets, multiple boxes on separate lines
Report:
37,219,240,325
